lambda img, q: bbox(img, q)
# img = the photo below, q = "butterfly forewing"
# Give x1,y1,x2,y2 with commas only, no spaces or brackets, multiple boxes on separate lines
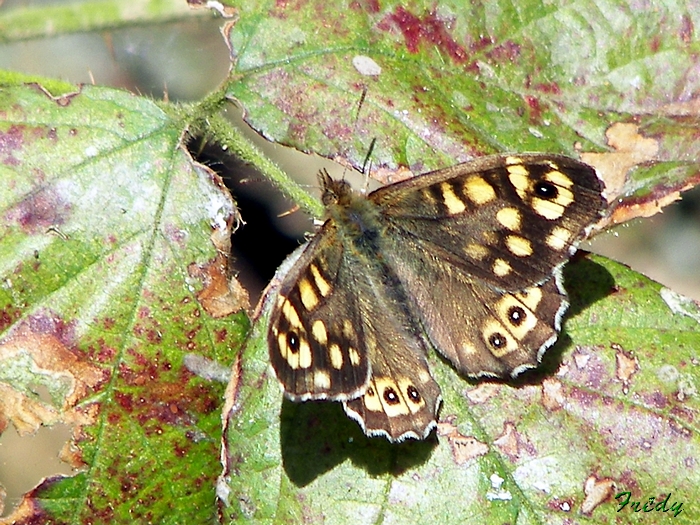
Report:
268,224,371,401
371,155,605,291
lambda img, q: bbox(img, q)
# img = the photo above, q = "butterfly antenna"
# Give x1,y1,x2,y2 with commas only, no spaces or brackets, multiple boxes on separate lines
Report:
359,137,377,193
354,85,368,127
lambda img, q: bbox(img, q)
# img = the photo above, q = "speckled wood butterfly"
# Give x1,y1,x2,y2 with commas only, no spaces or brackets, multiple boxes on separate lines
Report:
268,154,606,442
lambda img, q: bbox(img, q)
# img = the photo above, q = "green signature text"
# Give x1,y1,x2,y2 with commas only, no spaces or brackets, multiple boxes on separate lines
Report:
615,491,683,517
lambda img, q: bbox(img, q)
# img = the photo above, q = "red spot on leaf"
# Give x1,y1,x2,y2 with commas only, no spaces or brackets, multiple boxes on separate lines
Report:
215,328,228,343
0,303,23,332
523,94,543,122
534,82,562,95
650,34,661,53
0,124,24,166
173,442,187,458
7,186,72,234
26,312,77,347
115,391,135,412
388,6,468,63
485,40,520,62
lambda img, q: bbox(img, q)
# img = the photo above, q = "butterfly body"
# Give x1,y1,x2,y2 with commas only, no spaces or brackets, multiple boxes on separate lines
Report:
268,154,606,442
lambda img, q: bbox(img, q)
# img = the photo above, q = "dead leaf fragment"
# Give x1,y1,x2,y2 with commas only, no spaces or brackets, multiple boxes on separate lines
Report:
541,378,565,411
582,122,659,204
613,344,639,394
189,253,250,318
0,324,105,436
465,382,500,404
581,475,616,515
437,418,489,465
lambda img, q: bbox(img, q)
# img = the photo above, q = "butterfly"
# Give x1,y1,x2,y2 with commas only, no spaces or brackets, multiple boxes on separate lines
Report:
268,154,606,442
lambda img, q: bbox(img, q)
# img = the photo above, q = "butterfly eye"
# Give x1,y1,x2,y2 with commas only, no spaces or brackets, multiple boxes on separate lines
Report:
383,386,400,405
406,385,421,403
287,332,300,352
534,181,558,199
507,306,526,326
488,332,507,349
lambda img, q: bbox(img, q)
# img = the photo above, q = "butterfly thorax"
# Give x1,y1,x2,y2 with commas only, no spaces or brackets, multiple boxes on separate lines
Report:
321,176,385,254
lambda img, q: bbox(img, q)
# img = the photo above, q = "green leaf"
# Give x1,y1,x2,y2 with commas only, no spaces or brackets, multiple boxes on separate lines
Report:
3,0,700,523
0,0,206,42
0,83,247,523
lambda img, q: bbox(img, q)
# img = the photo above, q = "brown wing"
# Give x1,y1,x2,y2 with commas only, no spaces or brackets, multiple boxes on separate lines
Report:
370,154,604,377
268,223,371,401
370,154,605,292
380,236,568,377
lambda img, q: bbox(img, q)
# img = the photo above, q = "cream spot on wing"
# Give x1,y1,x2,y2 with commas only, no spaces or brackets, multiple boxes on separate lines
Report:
310,263,331,297
482,231,498,244
460,342,478,355
496,207,521,231
329,343,343,369
440,182,467,215
281,299,302,329
464,176,496,204
363,383,382,412
506,235,533,257
342,319,356,340
493,258,512,276
532,197,565,220
298,278,319,310
516,286,543,310
314,370,331,389
278,333,290,357
349,347,361,366
507,164,530,200
299,339,312,368
311,320,327,345
418,369,432,383
546,226,572,250
465,243,489,260
545,169,573,188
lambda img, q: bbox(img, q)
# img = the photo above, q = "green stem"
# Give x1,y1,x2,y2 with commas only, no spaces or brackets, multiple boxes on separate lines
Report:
205,111,324,218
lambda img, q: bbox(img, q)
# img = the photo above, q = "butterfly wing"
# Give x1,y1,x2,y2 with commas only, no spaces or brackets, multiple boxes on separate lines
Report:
338,266,442,442
371,154,605,291
269,220,442,440
372,154,605,377
268,223,371,401
380,243,569,377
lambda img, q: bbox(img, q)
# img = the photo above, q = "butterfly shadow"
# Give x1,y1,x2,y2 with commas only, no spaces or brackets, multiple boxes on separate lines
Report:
279,399,437,487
